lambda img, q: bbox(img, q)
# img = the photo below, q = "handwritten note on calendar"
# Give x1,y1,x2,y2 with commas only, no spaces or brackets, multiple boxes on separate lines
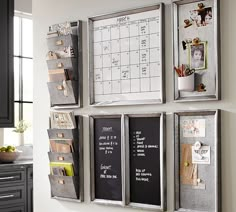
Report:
90,5,163,105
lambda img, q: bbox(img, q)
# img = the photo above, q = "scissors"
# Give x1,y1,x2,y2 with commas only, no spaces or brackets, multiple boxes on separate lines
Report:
184,68,195,76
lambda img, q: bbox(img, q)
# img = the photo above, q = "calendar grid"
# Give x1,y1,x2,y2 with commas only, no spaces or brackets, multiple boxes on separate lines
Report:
92,9,162,102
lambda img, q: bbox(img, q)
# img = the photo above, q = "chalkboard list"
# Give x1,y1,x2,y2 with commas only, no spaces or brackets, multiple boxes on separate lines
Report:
94,118,122,201
129,117,161,205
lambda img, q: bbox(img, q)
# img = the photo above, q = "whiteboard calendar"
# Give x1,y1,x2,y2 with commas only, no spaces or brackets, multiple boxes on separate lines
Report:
89,4,164,106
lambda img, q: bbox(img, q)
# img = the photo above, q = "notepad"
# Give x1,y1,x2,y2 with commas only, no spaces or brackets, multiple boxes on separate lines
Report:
50,139,74,153
50,162,74,176
48,69,73,82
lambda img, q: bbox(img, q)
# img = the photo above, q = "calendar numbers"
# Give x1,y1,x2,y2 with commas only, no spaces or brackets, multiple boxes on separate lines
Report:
92,9,162,102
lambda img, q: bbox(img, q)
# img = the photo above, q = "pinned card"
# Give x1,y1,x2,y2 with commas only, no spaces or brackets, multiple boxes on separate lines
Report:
180,144,198,185
182,119,205,138
192,145,210,164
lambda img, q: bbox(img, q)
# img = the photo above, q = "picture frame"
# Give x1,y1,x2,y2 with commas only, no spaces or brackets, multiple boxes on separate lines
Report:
88,4,165,106
189,41,206,70
174,110,221,212
172,0,220,102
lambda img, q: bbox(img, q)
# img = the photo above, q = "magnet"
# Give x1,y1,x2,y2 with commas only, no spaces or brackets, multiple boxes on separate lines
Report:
197,83,206,92
184,19,192,28
198,3,205,10
184,161,189,167
194,141,201,150
192,37,200,45
182,41,187,50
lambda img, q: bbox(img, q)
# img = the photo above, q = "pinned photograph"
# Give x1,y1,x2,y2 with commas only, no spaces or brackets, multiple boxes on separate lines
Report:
189,7,213,27
189,42,206,70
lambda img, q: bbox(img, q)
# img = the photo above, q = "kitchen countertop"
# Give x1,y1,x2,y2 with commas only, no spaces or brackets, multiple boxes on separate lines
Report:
0,160,33,167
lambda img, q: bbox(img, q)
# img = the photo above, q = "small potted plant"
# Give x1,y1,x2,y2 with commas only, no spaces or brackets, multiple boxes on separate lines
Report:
13,120,29,146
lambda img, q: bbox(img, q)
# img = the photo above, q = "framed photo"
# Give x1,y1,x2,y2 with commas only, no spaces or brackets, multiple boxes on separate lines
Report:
189,42,206,70
174,110,221,212
172,0,220,102
88,4,165,106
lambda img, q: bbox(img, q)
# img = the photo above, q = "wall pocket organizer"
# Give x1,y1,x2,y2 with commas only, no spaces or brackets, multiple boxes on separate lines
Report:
46,21,83,108
47,111,84,202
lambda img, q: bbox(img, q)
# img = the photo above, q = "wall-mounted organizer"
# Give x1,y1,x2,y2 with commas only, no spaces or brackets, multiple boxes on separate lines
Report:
47,111,84,202
89,113,166,211
46,21,83,108
174,110,220,212
88,4,165,106
172,0,220,102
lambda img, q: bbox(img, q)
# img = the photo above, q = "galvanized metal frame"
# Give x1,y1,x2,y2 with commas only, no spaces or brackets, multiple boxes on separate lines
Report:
89,113,166,210
172,0,220,102
88,3,165,106
173,110,221,212
124,113,166,211
89,115,125,206
52,20,83,109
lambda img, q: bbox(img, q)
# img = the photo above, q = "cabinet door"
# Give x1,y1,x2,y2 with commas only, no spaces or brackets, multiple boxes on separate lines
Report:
0,205,24,212
27,166,33,212
0,0,14,127
27,183,33,212
0,185,25,206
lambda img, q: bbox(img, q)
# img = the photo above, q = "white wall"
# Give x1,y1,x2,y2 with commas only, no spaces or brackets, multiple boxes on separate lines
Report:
33,0,236,211
15,0,32,14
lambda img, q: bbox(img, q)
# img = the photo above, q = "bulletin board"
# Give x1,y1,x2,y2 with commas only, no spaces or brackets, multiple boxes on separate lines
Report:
88,4,164,106
172,0,220,102
174,110,221,212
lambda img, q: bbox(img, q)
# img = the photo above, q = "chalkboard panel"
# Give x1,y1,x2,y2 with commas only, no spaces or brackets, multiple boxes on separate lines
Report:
129,117,161,205
94,118,122,201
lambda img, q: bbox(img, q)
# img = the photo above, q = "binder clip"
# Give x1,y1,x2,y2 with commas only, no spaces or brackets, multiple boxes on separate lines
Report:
184,19,192,28
192,37,201,46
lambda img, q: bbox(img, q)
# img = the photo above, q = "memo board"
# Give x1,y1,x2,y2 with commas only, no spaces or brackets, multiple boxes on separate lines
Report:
89,113,166,210
172,0,220,102
174,110,221,212
88,4,164,106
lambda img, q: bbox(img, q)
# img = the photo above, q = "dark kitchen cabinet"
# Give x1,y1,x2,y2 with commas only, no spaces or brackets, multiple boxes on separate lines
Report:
0,163,33,212
27,167,33,212
0,0,14,127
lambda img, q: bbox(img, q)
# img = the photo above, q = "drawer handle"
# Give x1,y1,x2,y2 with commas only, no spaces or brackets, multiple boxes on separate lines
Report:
0,176,15,180
57,133,64,138
58,180,65,185
58,156,64,161
0,194,14,199
57,85,64,91
56,40,63,46
57,62,64,68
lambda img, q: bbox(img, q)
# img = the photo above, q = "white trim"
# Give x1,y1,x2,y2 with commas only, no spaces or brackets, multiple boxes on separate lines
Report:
14,10,32,19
